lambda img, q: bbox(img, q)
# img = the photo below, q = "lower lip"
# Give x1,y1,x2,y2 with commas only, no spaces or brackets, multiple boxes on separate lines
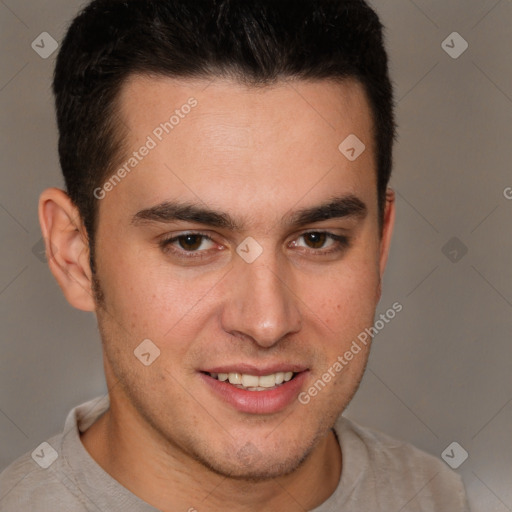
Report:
200,372,309,414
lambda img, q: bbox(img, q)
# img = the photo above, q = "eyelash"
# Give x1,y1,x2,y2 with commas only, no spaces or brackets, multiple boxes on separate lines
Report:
159,231,351,260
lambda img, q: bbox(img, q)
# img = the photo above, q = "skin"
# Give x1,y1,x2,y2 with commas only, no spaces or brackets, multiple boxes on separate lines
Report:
39,76,395,511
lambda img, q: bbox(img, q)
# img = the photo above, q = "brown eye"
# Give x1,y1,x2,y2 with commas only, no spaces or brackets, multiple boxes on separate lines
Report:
159,233,214,256
289,231,350,256
159,232,218,260
177,234,204,251
303,232,327,249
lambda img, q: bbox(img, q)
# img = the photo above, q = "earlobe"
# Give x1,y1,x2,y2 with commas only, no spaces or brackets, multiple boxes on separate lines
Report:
38,188,96,312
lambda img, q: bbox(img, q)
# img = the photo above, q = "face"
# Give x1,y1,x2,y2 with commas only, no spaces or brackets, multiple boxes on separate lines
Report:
91,76,393,479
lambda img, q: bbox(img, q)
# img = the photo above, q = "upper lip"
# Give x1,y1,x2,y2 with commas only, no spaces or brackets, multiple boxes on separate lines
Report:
201,364,308,376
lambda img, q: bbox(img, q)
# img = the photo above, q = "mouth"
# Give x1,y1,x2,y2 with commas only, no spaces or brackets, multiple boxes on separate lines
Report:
199,367,308,414
204,371,296,391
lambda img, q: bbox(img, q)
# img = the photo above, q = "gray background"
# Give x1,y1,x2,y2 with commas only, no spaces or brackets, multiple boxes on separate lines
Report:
1,0,511,510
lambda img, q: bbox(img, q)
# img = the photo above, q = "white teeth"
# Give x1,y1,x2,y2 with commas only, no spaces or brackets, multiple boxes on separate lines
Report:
228,373,242,385
241,374,259,387
211,371,296,390
258,374,276,388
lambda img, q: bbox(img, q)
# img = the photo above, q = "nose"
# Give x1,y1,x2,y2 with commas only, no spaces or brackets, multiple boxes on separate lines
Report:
220,257,302,348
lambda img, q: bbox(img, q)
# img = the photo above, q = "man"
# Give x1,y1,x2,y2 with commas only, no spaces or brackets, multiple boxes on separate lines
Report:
0,0,469,510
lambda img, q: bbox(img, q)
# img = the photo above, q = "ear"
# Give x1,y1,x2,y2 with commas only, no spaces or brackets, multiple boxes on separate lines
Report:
376,187,396,299
38,188,96,312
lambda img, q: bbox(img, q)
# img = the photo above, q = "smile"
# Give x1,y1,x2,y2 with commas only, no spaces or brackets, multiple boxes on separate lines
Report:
200,368,308,414
207,371,295,391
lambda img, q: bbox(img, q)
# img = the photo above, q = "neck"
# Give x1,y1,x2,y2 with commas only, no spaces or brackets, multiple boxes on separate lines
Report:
81,397,342,512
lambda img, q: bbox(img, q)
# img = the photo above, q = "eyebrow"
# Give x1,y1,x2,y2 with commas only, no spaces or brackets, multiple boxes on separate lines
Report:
131,194,367,231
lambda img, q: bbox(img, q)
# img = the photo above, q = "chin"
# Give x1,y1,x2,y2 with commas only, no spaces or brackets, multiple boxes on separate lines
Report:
190,435,317,482
205,454,309,482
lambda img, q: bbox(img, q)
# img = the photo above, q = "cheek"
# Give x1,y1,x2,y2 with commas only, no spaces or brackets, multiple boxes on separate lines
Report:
302,257,380,332
98,247,223,343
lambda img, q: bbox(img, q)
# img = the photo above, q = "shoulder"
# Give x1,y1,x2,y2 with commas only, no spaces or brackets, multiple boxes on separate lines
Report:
0,434,87,511
334,416,470,511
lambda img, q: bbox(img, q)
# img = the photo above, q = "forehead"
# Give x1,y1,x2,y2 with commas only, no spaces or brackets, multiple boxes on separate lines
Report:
117,74,373,146
106,75,376,228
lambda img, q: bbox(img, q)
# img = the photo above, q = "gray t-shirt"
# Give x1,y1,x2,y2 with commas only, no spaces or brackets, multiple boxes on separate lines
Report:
0,395,469,511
